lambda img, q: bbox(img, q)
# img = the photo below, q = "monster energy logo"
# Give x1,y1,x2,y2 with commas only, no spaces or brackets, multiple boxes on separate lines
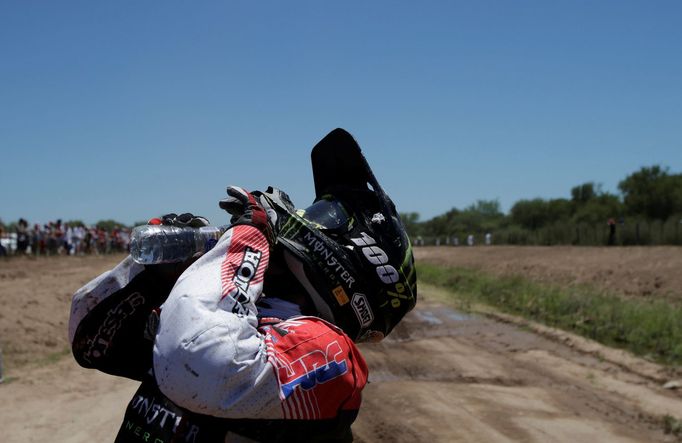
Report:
125,394,201,443
302,231,355,288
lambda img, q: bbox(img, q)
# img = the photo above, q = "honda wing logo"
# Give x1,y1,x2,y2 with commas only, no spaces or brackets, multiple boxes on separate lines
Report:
278,340,349,398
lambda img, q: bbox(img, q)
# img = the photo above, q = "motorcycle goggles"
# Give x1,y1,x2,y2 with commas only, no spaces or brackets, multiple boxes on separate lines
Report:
298,196,352,232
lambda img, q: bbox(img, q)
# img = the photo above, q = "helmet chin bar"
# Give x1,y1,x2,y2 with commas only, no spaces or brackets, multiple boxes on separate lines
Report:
283,249,336,324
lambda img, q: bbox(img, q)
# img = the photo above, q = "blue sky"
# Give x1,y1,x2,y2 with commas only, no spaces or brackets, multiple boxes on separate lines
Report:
1,1,681,226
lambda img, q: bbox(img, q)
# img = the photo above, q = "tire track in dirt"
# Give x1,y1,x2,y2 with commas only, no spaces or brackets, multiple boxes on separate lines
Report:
353,288,682,443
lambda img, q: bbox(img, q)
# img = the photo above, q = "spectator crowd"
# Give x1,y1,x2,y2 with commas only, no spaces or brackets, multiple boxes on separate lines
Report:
0,218,131,257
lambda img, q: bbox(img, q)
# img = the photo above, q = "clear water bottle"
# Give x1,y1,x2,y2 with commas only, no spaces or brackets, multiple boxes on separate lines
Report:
130,225,229,265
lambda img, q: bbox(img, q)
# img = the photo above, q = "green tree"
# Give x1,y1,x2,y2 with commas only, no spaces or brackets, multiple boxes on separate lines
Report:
510,199,549,230
618,165,682,220
400,212,421,238
467,199,502,218
464,199,504,232
418,200,505,238
423,209,458,236
547,198,574,221
573,193,622,224
65,219,86,227
571,182,597,203
96,219,128,231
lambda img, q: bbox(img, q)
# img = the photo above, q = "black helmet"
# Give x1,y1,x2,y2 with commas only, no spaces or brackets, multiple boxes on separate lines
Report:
261,128,417,342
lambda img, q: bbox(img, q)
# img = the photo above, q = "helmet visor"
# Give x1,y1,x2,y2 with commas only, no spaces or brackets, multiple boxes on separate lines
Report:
300,198,350,231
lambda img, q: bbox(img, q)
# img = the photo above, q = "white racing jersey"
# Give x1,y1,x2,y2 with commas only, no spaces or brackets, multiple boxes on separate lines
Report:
153,224,367,419
69,223,368,442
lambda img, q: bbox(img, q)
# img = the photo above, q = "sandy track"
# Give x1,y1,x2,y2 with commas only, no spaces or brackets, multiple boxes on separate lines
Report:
1,252,682,442
353,292,682,442
0,357,138,442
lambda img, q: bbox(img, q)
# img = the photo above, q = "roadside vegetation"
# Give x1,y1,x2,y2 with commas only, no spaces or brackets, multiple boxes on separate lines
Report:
402,164,682,246
664,415,682,440
418,262,682,366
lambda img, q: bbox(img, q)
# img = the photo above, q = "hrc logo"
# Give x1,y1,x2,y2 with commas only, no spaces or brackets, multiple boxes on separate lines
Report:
278,341,348,398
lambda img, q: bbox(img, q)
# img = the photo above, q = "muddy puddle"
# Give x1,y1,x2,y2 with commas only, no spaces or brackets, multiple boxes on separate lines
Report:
385,303,475,343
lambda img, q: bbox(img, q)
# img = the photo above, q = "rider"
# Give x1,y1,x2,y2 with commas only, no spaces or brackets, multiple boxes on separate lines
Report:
69,128,417,442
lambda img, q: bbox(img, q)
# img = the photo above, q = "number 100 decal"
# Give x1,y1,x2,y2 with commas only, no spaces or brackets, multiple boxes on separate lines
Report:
351,232,409,308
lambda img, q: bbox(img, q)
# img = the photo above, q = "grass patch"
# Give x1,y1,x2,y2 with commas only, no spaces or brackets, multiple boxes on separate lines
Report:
42,347,71,365
418,263,682,366
664,415,682,440
38,347,72,366
0,347,71,383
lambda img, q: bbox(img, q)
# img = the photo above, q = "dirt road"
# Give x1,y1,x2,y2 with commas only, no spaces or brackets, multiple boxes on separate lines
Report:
1,252,681,442
354,290,681,442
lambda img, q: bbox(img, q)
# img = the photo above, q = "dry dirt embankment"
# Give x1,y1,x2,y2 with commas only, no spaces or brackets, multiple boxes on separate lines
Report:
415,245,682,301
1,250,681,442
